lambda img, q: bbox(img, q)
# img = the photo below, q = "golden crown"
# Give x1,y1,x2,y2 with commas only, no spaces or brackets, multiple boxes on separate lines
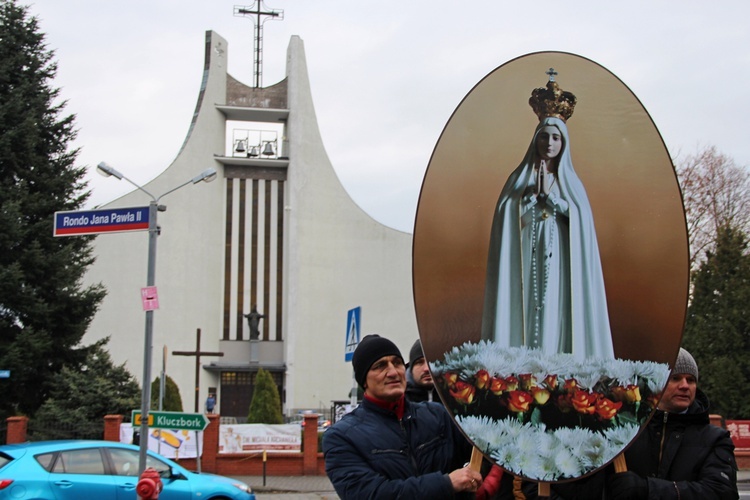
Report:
528,68,577,122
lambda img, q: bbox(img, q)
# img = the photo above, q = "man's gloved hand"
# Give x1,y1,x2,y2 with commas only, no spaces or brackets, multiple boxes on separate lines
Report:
607,471,648,500
476,465,503,500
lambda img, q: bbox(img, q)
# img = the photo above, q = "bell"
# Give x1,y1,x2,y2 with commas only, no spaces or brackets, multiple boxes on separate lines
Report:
249,146,259,157
234,140,246,153
262,142,275,156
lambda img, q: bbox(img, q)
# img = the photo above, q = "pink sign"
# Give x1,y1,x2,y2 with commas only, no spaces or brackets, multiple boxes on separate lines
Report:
726,420,750,449
141,286,159,311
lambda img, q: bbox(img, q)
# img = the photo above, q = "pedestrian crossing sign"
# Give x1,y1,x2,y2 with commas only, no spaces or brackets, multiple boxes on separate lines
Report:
345,307,361,362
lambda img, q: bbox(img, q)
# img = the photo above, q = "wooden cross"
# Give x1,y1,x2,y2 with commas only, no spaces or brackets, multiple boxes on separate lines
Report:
173,328,224,412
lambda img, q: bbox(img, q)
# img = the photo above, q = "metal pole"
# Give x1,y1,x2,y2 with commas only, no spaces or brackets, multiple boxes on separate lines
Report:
138,200,158,474
158,346,166,455
194,329,201,413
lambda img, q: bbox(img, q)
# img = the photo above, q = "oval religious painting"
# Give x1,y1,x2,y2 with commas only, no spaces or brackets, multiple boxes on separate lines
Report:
413,52,689,482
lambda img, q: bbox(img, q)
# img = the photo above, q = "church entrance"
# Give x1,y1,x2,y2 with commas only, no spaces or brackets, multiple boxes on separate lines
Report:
220,370,285,420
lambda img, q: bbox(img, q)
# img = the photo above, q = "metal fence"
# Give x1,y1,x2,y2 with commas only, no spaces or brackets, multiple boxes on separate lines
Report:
27,418,104,442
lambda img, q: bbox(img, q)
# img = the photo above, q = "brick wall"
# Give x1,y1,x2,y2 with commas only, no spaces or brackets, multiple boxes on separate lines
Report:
98,412,326,476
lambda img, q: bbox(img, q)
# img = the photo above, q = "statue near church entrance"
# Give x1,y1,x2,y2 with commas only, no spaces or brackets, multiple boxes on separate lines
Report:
244,305,265,340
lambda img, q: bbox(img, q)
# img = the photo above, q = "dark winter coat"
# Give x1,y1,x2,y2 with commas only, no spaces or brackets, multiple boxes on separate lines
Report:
322,396,473,499
554,390,738,500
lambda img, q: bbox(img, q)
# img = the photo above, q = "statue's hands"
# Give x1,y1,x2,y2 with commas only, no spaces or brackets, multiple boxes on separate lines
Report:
536,161,551,198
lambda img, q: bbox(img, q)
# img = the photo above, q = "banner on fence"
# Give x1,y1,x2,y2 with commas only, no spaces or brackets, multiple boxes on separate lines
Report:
120,423,202,459
219,423,301,454
726,420,750,449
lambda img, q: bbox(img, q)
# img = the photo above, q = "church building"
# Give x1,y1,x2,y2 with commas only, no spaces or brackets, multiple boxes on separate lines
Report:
82,30,417,420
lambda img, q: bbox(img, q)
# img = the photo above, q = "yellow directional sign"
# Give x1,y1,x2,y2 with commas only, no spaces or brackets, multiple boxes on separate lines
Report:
132,412,154,426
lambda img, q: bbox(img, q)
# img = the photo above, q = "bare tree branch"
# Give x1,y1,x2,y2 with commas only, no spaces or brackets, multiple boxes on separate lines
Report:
675,146,750,270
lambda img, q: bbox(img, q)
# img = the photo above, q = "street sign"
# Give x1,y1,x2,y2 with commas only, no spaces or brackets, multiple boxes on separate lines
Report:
141,286,159,311
53,206,149,236
0,370,9,379
345,307,361,362
132,411,209,431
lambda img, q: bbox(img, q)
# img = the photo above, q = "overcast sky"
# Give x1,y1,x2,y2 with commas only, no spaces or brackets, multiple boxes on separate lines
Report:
27,0,750,232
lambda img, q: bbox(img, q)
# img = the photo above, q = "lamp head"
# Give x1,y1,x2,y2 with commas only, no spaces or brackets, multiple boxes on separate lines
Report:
192,168,218,184
96,162,124,180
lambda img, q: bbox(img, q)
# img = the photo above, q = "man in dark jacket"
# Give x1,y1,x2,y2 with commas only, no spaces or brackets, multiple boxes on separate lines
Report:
323,334,482,499
405,339,440,403
556,348,738,500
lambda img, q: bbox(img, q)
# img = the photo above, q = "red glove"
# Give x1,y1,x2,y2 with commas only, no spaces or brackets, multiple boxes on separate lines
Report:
476,465,504,500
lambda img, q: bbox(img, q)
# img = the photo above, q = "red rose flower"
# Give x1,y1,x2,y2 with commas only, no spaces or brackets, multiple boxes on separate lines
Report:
505,376,519,391
489,377,508,396
543,374,558,390
594,396,623,420
562,378,578,393
570,389,597,415
531,387,551,405
450,381,476,405
611,384,641,404
519,373,538,390
475,369,490,390
506,390,533,413
443,372,458,388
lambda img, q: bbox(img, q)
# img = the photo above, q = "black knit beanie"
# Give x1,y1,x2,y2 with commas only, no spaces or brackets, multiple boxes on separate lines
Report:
408,339,425,367
352,335,402,388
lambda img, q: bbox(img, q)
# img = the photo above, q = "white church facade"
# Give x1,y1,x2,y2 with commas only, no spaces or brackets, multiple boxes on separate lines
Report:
82,31,418,420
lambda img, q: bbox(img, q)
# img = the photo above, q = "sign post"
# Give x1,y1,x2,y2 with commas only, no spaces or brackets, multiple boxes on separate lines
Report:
345,307,361,407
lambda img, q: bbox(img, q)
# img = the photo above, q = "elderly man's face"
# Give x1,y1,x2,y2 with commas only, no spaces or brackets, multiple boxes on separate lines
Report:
658,373,697,413
364,355,406,402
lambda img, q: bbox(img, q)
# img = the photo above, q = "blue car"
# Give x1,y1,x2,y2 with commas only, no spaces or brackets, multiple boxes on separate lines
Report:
0,440,255,499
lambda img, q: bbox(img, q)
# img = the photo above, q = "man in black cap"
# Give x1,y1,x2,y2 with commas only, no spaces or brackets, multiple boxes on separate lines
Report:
405,339,439,403
323,334,483,499
556,348,739,500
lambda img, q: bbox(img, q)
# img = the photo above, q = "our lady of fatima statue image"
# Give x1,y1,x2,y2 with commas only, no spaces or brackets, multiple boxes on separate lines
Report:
480,69,614,361
424,68,673,482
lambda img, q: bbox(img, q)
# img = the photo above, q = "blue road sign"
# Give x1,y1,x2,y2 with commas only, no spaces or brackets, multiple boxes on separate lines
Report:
0,371,9,379
345,307,361,362
53,207,150,236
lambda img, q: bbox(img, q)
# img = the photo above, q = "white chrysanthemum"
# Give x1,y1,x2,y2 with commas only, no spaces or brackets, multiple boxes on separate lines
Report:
515,429,540,456
551,427,586,452
554,446,583,478
580,431,608,465
574,365,604,390
603,423,639,448
491,444,518,471
515,448,545,478
635,360,670,392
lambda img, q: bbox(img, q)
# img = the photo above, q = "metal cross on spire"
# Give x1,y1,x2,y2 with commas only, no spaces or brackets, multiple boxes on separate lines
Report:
546,67,558,82
234,2,284,88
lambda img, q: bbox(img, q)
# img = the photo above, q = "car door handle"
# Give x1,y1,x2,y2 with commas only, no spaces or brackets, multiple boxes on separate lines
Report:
119,482,136,490
53,480,74,488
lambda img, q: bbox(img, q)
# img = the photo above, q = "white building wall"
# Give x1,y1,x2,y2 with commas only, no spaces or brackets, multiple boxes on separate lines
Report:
83,31,418,416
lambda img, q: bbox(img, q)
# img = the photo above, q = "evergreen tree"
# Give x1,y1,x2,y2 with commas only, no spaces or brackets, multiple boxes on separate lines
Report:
682,224,750,419
150,375,184,412
0,0,106,419
247,368,283,424
33,338,141,439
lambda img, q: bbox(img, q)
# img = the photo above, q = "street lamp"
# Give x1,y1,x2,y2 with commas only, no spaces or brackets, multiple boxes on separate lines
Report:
96,162,217,473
